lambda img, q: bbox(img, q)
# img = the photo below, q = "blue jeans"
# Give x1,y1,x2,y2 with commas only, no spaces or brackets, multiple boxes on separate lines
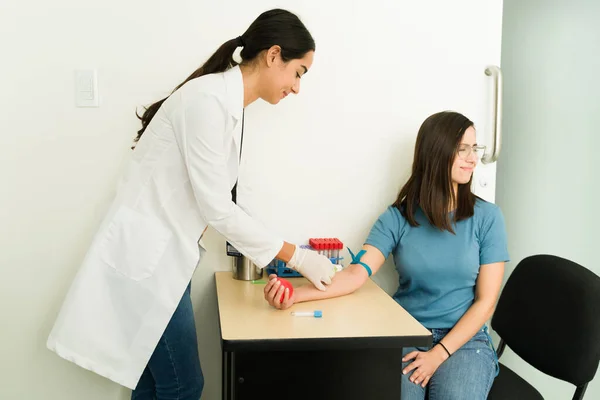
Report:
402,327,498,400
132,284,204,400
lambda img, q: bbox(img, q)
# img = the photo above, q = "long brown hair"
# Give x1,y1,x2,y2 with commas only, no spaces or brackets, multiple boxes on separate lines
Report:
133,9,315,148
393,111,476,234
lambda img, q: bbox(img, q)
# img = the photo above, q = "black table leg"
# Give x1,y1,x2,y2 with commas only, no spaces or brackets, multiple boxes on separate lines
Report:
399,346,403,397
222,350,233,400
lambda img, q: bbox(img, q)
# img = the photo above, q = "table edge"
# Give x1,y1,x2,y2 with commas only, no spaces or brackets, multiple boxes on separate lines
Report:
221,334,433,352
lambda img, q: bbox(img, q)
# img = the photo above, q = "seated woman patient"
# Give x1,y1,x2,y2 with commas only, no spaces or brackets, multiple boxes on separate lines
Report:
264,111,509,400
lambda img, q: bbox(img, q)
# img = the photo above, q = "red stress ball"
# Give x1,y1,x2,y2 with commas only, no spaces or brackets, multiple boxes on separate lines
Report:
277,277,294,303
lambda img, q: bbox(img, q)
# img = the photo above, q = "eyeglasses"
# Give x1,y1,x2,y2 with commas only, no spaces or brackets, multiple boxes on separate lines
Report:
457,145,486,160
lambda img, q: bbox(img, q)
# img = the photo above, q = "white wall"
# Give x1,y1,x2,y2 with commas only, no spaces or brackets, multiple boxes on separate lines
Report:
0,1,504,399
496,0,600,398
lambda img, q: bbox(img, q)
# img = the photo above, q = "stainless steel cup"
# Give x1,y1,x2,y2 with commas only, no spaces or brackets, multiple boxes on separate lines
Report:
231,255,263,281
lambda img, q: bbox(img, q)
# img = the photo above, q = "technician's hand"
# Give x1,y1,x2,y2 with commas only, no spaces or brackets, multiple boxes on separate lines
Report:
286,247,336,291
264,274,295,310
402,345,448,388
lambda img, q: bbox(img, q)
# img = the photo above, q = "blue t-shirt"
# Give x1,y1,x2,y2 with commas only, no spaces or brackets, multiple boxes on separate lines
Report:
365,198,509,329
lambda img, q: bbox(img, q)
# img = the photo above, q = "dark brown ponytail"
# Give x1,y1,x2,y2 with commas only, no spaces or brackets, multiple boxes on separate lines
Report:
133,9,315,148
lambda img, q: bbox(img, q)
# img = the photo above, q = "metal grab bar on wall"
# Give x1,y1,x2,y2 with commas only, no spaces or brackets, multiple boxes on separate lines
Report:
483,65,503,164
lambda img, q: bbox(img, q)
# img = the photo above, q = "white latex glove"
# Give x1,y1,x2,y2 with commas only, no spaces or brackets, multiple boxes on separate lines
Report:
287,247,336,291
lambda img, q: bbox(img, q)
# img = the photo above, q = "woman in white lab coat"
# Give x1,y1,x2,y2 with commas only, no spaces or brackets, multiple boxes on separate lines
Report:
47,9,336,400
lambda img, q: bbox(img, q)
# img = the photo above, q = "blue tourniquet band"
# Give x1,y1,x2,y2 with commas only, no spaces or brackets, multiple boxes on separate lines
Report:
348,248,373,277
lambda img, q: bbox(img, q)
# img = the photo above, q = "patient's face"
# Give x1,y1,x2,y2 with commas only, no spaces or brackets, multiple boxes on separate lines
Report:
451,126,478,185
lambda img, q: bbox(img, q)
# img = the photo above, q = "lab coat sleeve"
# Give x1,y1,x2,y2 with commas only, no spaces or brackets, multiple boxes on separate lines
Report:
172,92,284,268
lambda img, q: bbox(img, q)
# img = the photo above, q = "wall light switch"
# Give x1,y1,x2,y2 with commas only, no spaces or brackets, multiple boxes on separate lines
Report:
75,69,99,107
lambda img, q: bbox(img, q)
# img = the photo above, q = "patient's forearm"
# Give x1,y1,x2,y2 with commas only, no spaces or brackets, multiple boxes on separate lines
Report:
295,265,369,303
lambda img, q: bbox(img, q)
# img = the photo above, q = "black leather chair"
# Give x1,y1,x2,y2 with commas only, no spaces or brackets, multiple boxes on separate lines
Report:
488,254,600,400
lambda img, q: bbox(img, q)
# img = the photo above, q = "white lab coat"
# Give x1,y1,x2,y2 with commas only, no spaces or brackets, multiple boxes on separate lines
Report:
47,66,283,389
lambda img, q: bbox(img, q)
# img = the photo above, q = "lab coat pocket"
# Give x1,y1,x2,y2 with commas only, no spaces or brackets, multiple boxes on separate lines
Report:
100,206,173,281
